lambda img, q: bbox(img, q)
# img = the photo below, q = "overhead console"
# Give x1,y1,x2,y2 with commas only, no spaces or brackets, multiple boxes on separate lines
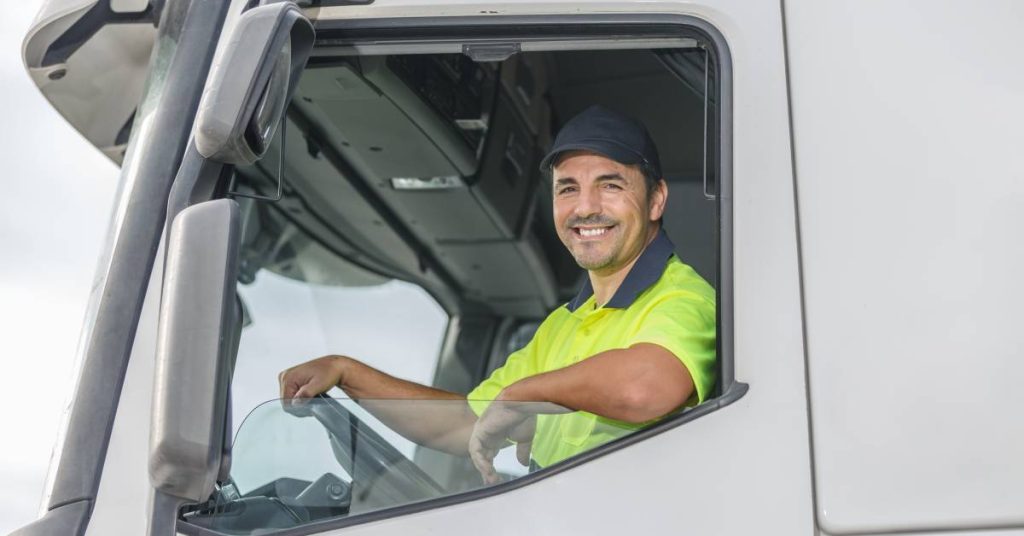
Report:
287,53,559,316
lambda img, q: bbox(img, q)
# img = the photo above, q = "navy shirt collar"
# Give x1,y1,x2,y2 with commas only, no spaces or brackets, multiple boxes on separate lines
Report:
565,229,676,312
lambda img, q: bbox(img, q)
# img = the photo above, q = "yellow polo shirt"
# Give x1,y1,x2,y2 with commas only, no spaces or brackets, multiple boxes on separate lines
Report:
467,231,717,467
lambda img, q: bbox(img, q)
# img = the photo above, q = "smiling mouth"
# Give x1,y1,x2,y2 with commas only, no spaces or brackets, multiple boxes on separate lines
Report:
573,225,614,239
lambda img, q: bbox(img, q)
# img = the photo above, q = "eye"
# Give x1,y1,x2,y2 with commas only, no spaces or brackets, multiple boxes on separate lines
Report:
556,186,577,195
602,183,623,191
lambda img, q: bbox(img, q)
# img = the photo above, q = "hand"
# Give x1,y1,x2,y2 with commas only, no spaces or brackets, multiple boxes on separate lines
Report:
278,356,347,411
468,401,537,485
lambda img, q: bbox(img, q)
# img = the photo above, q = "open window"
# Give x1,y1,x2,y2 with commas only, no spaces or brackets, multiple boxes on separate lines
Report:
180,15,739,536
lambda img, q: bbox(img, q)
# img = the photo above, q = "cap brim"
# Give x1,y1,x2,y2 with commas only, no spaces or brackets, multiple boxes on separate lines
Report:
539,141,644,172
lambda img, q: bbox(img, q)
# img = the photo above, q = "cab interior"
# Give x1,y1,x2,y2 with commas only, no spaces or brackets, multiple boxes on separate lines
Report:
232,46,719,390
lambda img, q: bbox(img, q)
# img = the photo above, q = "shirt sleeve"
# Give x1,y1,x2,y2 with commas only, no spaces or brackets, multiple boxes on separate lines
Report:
627,292,717,404
466,325,545,416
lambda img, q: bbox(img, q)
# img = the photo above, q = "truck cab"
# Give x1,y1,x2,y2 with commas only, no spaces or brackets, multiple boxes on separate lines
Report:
15,1,1024,535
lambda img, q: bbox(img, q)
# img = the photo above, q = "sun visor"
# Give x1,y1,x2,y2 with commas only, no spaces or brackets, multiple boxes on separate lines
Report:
23,0,156,163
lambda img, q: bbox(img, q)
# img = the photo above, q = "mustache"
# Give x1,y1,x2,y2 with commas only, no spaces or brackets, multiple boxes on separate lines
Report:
565,215,618,228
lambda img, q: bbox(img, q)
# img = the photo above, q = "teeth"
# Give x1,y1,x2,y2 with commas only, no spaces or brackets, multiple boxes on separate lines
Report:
579,227,608,237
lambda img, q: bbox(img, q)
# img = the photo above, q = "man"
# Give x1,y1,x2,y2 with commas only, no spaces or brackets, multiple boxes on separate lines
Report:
279,105,716,483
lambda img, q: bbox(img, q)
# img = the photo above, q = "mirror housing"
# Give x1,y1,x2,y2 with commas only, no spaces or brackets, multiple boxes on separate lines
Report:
194,3,314,165
149,199,240,502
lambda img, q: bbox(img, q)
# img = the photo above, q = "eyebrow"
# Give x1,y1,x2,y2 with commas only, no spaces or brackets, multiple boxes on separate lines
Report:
554,173,627,187
595,173,626,183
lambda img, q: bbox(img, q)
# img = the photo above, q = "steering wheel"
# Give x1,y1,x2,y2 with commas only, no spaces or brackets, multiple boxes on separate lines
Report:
303,394,445,502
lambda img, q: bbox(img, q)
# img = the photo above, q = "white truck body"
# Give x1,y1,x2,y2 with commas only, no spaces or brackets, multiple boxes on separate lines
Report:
15,1,1024,535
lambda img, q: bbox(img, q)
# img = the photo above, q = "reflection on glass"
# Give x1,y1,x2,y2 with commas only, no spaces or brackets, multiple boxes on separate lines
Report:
182,397,637,534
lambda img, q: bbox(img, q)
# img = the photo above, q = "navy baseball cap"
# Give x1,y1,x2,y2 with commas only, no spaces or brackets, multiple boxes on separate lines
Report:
539,105,662,179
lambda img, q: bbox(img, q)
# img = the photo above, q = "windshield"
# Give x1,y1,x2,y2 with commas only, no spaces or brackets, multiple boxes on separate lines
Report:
182,396,637,534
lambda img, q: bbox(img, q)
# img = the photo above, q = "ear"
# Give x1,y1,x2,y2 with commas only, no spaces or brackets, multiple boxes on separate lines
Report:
648,179,668,222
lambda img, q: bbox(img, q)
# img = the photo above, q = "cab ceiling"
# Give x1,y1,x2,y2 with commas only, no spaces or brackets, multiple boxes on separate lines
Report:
235,48,714,317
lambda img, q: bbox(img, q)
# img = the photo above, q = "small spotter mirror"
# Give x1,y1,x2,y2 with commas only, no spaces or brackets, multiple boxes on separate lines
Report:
194,3,313,165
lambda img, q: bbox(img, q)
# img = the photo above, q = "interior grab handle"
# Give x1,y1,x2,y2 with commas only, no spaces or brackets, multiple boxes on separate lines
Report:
702,46,715,201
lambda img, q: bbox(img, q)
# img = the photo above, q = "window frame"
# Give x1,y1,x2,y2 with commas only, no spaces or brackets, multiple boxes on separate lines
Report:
178,12,743,536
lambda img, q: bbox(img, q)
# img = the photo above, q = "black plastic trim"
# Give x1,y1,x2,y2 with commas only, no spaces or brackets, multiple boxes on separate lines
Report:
178,11,738,536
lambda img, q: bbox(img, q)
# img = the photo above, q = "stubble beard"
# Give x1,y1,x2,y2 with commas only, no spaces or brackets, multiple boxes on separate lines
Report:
571,242,618,272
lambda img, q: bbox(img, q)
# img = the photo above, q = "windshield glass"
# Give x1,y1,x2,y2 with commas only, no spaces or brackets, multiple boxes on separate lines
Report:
230,207,450,438
182,396,638,534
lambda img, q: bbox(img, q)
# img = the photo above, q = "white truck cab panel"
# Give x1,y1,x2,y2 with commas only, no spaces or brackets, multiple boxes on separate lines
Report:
15,1,1024,535
785,1,1024,533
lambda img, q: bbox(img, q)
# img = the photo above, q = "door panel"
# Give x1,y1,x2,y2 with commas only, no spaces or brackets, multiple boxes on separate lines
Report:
786,1,1024,533
298,0,814,533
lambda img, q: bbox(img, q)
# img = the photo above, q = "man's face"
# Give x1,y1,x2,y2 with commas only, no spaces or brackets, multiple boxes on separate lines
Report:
552,151,667,276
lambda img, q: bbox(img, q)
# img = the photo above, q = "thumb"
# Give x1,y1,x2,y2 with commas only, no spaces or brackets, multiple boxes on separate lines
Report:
516,440,532,467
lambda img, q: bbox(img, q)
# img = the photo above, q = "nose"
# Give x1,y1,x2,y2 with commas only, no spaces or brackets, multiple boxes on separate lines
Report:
574,184,602,218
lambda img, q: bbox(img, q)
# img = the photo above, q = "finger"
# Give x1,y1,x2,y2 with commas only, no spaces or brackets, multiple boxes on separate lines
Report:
294,384,316,399
516,441,532,466
469,441,499,485
470,454,493,483
509,417,536,443
469,445,491,478
478,453,499,485
279,373,297,410
279,369,293,400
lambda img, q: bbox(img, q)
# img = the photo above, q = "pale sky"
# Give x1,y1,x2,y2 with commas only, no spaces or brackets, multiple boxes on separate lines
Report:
0,3,118,532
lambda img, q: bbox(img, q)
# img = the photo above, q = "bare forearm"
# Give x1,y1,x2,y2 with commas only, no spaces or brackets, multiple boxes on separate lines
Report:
498,344,694,423
335,357,476,455
336,356,459,400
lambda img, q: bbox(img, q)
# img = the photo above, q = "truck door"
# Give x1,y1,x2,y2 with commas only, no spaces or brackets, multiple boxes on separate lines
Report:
154,3,810,536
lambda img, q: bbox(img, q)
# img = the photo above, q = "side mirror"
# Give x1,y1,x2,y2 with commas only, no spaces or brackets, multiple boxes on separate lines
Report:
149,199,240,506
194,3,314,165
